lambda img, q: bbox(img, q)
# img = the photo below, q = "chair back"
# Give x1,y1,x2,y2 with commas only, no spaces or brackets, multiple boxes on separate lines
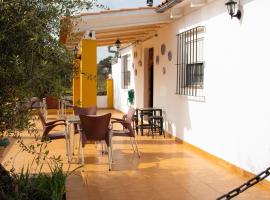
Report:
73,106,97,116
79,113,111,146
26,97,40,109
45,96,59,109
125,106,136,123
37,110,46,128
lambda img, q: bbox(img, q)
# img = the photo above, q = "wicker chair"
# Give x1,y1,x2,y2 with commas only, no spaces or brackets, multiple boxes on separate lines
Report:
78,113,112,170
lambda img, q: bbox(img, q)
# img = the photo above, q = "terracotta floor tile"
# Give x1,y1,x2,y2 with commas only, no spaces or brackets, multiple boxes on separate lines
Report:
2,110,270,200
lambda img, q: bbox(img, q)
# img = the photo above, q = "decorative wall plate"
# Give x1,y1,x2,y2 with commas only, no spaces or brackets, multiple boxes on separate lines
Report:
161,43,166,55
168,51,172,61
162,67,166,75
138,60,142,66
134,51,137,58
156,55,160,64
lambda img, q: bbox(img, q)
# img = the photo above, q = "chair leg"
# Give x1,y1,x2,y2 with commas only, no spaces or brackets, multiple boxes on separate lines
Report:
75,133,78,149
133,137,141,158
130,137,136,153
101,142,104,154
108,145,112,171
65,125,70,162
151,120,154,139
82,146,85,165
77,133,81,164
73,133,75,155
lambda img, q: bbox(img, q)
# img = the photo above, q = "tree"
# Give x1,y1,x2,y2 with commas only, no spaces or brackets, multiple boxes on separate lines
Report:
97,56,112,95
0,0,103,162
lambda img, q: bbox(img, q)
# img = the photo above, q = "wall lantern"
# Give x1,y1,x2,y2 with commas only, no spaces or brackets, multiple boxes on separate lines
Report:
147,0,153,7
115,39,121,50
225,0,241,20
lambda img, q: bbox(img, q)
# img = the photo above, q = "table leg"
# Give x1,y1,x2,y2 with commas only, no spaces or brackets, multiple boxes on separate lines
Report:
140,112,144,136
65,123,71,163
135,109,139,135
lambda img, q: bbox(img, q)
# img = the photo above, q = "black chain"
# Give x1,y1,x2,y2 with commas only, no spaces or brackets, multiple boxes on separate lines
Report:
217,167,270,200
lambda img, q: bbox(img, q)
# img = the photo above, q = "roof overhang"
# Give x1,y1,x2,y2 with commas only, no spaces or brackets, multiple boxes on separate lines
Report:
62,7,179,49
61,0,208,49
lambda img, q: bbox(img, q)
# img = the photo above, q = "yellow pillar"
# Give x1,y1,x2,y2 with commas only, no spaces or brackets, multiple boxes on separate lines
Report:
73,59,81,106
107,77,113,108
80,39,97,107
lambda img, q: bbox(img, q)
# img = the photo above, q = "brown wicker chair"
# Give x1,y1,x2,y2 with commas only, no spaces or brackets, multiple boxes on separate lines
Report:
37,111,69,158
78,113,112,170
72,106,97,154
111,107,140,157
73,106,97,116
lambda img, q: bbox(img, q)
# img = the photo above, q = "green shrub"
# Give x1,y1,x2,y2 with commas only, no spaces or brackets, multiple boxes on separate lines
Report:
128,89,135,105
0,162,81,200
0,138,10,148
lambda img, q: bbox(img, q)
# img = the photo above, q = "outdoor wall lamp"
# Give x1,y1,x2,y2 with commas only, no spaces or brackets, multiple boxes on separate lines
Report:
225,0,241,20
147,0,153,7
115,39,121,50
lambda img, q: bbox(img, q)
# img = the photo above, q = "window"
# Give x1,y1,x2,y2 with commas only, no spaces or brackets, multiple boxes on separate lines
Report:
121,54,130,89
186,62,204,87
176,26,205,97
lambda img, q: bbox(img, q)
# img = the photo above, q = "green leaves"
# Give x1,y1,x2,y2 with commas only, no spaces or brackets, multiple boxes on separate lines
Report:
0,138,10,147
0,0,100,136
128,89,135,105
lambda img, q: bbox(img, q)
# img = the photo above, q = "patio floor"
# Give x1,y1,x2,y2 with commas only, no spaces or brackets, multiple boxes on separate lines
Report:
1,109,270,200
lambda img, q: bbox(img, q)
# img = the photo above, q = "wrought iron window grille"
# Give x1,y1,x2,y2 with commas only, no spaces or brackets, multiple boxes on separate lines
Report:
121,54,131,89
176,26,205,97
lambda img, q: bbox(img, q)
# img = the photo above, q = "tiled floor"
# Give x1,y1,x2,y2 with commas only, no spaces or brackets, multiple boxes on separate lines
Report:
1,109,270,200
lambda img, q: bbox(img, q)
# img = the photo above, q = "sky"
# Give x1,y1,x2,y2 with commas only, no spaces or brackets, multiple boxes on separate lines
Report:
95,0,164,62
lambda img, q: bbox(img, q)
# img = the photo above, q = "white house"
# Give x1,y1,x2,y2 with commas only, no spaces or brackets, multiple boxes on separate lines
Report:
65,0,270,180
112,0,270,178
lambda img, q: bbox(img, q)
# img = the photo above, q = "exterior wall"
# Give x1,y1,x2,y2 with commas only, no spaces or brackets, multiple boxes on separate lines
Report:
112,47,135,113
112,0,270,176
97,96,107,108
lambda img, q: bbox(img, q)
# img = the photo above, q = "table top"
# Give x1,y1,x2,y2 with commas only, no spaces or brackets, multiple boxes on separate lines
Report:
136,107,162,111
66,115,80,123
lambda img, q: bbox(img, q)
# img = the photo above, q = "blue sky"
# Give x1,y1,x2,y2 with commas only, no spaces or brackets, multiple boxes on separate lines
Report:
96,0,164,62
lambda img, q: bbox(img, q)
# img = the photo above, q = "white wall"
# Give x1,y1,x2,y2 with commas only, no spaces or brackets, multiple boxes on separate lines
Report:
97,95,107,108
112,47,135,113
112,0,270,176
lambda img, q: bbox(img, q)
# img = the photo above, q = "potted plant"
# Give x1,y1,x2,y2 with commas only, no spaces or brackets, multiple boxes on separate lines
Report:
127,89,135,106
0,137,10,157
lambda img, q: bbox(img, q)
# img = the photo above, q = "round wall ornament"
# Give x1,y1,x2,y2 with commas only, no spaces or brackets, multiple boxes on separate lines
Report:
161,43,166,55
168,51,172,61
162,67,166,75
134,51,137,58
156,55,160,64
138,60,142,66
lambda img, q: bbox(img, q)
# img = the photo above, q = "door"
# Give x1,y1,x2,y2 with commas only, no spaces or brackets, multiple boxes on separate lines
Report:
144,48,154,108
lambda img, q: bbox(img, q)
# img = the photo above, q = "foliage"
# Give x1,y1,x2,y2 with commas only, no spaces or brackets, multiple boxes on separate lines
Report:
0,138,10,147
128,89,135,105
0,161,81,200
0,0,103,153
0,1,102,197
97,56,112,95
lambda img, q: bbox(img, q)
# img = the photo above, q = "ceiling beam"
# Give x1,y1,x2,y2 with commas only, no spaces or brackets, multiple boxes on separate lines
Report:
97,39,136,47
96,29,158,38
95,23,167,34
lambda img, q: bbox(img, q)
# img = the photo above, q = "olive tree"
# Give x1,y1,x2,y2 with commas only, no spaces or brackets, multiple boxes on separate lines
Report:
0,0,103,164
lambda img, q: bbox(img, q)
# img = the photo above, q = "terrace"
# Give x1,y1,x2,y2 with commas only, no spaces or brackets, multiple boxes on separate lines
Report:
1,109,270,200
2,0,270,199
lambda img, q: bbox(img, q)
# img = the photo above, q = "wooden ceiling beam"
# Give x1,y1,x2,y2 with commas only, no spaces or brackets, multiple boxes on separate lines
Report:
96,23,166,34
